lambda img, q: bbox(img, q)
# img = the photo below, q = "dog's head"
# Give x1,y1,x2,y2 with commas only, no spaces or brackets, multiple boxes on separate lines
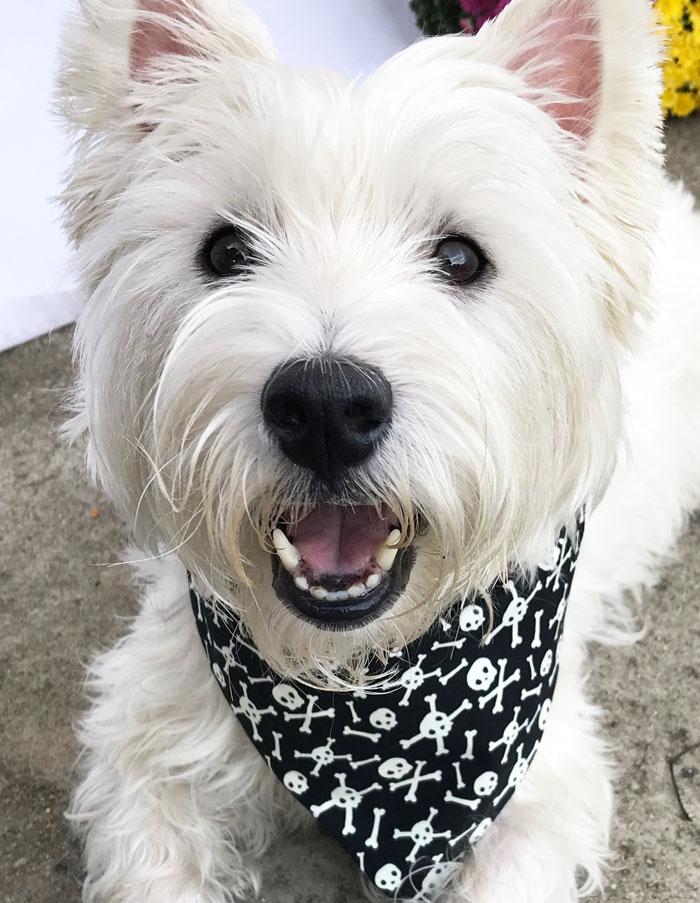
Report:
60,0,662,683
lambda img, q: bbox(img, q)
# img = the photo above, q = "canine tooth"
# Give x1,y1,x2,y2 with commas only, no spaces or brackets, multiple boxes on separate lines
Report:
294,576,309,591
272,528,301,572
348,583,366,598
366,573,381,590
278,548,301,573
272,527,289,550
310,586,327,600
375,546,398,572
387,529,401,547
375,536,400,572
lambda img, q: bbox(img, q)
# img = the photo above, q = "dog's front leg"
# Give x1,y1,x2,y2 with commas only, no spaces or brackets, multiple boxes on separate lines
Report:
69,562,282,903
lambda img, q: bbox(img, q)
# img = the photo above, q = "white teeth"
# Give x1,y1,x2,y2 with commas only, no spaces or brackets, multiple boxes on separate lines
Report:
306,586,353,602
274,523,401,601
302,579,379,599
272,528,301,573
375,546,398,571
324,591,351,602
387,528,402,547
375,529,401,572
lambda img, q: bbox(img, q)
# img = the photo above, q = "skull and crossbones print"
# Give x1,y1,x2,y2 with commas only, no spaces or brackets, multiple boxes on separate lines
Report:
191,514,584,901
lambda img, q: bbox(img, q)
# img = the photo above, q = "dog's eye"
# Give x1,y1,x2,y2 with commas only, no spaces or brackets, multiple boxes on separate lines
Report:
202,226,253,278
434,236,485,285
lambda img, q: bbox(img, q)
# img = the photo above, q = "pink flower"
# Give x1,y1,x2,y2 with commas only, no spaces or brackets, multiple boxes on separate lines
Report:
459,0,511,32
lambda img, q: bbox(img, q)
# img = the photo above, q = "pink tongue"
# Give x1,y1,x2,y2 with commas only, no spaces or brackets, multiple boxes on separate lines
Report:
291,504,392,576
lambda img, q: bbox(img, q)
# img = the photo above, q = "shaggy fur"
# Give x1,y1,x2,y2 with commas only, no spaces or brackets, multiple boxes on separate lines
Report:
57,0,700,900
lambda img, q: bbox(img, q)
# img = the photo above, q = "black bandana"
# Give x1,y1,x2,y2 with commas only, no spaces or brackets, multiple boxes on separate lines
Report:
190,513,584,901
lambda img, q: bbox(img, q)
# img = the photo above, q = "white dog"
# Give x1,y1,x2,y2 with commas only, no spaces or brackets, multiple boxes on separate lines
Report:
58,0,700,901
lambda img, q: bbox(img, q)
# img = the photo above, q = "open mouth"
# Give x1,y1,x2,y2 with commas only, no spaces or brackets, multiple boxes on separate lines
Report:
270,503,416,629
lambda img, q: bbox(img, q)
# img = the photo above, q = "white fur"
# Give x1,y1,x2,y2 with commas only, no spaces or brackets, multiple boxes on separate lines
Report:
58,0,700,900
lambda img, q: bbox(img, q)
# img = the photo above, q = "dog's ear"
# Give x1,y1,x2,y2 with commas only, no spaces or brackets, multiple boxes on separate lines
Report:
58,1,276,246
129,0,203,78
410,0,663,340
128,0,274,77
59,0,276,133
479,0,664,340
396,0,662,342
485,0,602,140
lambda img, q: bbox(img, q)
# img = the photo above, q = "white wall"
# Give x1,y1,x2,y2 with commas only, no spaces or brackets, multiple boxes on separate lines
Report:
0,1,420,352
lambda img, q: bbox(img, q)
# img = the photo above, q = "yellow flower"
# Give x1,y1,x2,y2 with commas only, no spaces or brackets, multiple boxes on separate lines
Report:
655,0,700,117
656,0,684,17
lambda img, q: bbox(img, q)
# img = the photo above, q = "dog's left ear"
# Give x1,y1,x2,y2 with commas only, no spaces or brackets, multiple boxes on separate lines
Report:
396,0,663,340
485,0,601,140
479,0,664,339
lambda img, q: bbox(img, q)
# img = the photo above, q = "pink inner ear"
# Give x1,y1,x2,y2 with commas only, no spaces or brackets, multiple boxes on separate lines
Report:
129,0,195,78
509,0,601,140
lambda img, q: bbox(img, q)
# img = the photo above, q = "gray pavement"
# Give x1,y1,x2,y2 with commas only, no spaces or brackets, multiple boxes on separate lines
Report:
1,117,699,903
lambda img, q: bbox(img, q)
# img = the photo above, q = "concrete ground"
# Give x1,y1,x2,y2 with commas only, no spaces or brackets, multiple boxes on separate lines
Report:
1,116,699,903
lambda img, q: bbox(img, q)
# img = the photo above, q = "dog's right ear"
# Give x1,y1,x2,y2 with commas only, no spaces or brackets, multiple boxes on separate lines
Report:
58,0,276,133
129,0,207,78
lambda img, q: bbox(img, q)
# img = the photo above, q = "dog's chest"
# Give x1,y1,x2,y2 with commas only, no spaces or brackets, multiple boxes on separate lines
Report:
190,515,583,901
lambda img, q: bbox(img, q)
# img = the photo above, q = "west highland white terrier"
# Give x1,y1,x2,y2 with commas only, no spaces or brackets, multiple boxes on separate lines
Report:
58,0,700,901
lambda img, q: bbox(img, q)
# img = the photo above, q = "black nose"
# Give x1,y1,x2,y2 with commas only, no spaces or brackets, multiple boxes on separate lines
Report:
261,357,393,483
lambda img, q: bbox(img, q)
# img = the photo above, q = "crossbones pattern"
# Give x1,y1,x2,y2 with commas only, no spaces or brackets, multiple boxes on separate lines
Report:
400,695,473,756
230,682,276,742
393,807,452,863
488,706,527,763
310,772,382,836
484,579,543,649
542,535,573,593
396,654,443,707
477,659,521,715
294,737,353,776
283,694,334,733
190,513,585,902
388,760,443,802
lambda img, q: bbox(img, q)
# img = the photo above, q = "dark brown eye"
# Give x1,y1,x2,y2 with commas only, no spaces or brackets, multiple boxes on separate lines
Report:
434,236,486,285
202,226,253,277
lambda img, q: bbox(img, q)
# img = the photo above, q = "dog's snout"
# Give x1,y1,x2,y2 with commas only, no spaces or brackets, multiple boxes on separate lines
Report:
261,357,393,483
